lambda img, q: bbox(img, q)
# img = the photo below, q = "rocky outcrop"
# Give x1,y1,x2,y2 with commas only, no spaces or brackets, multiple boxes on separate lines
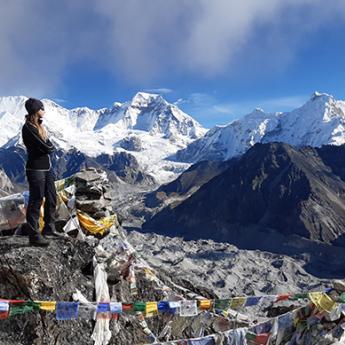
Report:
95,152,155,186
119,136,142,152
0,237,95,345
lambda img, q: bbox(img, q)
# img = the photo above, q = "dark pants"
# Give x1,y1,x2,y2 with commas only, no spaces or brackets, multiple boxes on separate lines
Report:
26,169,57,239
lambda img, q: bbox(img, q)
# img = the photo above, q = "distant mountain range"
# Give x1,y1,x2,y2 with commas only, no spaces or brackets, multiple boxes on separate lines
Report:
0,92,205,186
1,91,345,189
176,92,345,162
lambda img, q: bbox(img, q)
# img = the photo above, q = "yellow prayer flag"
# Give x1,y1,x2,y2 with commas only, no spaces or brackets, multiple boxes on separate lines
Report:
77,210,118,235
308,292,335,313
37,301,56,312
199,300,212,310
144,267,156,278
145,302,158,317
230,297,246,310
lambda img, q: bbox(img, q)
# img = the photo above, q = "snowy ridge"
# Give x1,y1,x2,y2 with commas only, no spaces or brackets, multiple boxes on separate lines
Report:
2,91,345,183
0,92,206,184
177,92,345,162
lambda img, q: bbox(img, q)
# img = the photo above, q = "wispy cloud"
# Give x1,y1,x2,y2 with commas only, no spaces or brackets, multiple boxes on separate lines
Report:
52,98,68,104
1,1,345,95
143,88,173,94
177,92,309,127
258,95,309,110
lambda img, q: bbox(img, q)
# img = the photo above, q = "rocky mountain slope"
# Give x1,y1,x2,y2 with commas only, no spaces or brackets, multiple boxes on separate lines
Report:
143,142,345,254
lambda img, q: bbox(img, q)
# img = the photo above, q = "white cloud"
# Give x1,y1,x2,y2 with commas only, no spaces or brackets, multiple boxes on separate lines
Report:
143,88,173,94
1,1,345,95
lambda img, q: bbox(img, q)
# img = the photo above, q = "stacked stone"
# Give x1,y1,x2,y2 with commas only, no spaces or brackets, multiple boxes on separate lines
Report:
74,168,113,220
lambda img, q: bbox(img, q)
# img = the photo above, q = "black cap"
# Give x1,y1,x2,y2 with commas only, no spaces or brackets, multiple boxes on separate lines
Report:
25,98,44,115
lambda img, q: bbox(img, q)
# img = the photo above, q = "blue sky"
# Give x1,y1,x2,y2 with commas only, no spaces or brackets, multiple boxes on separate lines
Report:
1,1,345,128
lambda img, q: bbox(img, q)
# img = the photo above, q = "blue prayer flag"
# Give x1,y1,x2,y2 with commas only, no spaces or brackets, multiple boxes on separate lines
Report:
56,302,79,320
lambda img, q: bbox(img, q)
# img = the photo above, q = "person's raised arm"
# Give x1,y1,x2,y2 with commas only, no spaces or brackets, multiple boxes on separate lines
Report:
22,123,55,154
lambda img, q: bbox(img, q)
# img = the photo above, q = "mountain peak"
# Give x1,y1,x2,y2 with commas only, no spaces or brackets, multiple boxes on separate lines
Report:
130,92,165,108
309,91,333,103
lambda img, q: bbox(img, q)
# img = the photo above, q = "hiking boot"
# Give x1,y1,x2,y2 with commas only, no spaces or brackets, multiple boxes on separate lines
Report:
42,230,65,238
42,223,65,238
29,236,50,247
42,226,65,239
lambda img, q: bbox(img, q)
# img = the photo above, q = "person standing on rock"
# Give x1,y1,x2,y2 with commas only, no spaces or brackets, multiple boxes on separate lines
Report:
22,98,60,246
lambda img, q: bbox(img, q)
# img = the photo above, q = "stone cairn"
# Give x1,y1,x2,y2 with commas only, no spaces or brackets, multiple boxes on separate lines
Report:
74,168,114,220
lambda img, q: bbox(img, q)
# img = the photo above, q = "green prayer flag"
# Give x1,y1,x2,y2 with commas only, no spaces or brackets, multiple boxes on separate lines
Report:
9,301,40,317
290,293,308,301
214,299,231,311
339,292,345,303
134,302,146,312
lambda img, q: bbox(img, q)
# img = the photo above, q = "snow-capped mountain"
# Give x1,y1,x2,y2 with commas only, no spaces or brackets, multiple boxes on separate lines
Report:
3,91,345,185
0,92,206,184
176,92,345,162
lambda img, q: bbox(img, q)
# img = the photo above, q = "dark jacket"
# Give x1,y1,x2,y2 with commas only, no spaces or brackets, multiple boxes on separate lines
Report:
22,122,55,170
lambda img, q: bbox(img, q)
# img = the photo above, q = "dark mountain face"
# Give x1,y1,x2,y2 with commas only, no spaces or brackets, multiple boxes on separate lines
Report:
95,152,155,185
143,142,345,249
145,159,235,209
0,147,27,183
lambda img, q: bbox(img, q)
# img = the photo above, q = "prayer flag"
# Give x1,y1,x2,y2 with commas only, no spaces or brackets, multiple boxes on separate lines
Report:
157,301,170,312
214,299,230,312
275,294,290,302
0,302,9,313
110,302,122,314
339,292,345,303
230,297,246,310
289,293,308,301
146,302,158,317
56,302,79,320
180,300,198,317
96,303,110,313
278,313,293,330
37,301,56,312
245,296,261,307
9,301,39,317
198,300,212,310
134,302,146,312
168,301,181,314
308,292,335,313
246,332,271,345
0,302,9,320
96,302,111,319
122,303,133,313
78,303,96,320
189,336,215,344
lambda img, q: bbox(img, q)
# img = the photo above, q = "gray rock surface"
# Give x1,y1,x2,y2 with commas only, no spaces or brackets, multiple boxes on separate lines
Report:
119,136,143,152
0,236,95,345
126,230,330,299
0,169,14,197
